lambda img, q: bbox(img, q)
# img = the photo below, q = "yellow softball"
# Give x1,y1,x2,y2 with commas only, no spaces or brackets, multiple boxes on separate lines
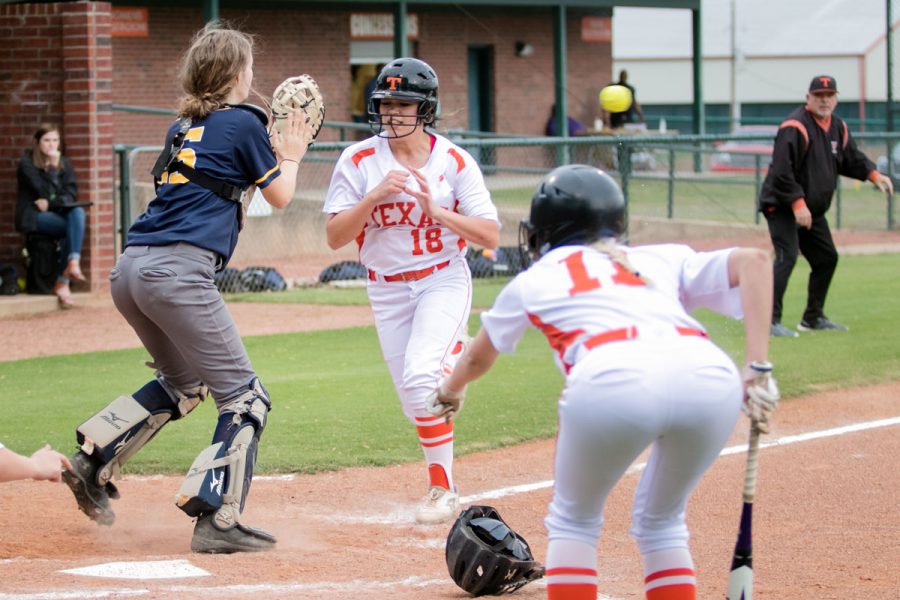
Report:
599,85,633,113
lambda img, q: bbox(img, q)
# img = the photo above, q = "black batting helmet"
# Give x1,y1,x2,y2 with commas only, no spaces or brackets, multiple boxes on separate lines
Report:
368,57,439,130
519,164,626,258
445,505,544,596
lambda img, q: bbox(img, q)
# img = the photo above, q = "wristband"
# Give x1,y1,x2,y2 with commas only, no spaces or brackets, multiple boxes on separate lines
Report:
748,361,773,373
280,158,299,166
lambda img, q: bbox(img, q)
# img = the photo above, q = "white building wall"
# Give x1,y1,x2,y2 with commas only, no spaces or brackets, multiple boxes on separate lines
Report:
616,55,879,105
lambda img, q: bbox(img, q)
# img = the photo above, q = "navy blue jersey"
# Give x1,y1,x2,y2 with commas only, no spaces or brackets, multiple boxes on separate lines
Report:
127,106,280,263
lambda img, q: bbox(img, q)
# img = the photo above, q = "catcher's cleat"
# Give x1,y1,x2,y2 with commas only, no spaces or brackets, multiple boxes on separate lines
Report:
61,451,117,526
415,486,460,525
190,514,277,554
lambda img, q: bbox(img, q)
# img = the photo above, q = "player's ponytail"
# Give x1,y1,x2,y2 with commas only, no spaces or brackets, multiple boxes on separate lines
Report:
177,21,255,120
595,238,652,287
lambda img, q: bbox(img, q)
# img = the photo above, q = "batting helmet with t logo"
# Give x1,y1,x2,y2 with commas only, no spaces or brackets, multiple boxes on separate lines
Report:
368,57,439,133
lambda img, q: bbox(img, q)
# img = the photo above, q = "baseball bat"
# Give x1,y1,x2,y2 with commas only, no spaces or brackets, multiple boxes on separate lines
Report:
725,422,761,600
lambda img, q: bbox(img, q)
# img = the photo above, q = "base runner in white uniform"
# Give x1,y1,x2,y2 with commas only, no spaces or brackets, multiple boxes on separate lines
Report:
428,165,780,598
323,58,500,524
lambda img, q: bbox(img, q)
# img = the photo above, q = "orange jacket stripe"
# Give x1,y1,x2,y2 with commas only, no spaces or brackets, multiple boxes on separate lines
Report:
780,119,809,146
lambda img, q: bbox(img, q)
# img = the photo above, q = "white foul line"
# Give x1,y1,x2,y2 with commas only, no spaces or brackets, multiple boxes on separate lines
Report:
462,416,900,503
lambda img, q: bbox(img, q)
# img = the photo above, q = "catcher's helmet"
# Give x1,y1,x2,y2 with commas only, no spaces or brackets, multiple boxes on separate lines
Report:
520,164,626,258
445,505,545,596
369,57,439,132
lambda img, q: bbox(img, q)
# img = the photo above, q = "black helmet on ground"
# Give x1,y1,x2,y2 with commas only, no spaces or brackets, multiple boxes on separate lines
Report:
519,164,626,259
445,505,545,596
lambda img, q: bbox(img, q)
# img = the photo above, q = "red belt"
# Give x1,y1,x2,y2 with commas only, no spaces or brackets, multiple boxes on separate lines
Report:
368,260,451,283
584,325,707,350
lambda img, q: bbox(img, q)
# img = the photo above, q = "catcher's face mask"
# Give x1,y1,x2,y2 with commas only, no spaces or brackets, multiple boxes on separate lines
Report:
374,99,424,139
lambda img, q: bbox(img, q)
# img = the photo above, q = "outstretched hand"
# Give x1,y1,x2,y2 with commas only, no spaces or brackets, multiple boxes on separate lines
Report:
873,172,894,195
30,445,72,482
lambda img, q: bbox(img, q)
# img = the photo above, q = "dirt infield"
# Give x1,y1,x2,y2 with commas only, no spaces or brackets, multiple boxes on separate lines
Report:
1,231,899,599
0,383,898,599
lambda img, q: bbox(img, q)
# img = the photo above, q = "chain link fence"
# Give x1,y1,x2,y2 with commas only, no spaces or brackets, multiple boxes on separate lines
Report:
114,129,898,285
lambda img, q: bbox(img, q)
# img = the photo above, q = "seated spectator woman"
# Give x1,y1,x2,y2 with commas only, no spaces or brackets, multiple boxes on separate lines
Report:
15,123,86,308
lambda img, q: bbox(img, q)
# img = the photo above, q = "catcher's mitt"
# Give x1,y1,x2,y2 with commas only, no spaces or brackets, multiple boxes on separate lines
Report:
271,74,325,143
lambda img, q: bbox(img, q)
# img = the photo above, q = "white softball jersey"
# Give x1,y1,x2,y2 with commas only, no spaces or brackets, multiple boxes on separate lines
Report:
481,243,742,372
323,133,499,276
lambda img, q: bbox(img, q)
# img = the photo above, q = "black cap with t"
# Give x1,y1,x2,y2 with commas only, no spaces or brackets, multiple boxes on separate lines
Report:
809,75,838,94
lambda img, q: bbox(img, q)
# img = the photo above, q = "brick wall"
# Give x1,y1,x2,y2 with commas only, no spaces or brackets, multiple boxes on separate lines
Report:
106,5,610,143
0,0,113,291
0,3,611,289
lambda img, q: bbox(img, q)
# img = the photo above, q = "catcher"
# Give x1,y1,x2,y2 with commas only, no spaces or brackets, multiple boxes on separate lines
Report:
61,22,319,554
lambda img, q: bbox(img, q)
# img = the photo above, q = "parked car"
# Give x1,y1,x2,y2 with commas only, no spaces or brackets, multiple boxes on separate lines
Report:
710,125,777,173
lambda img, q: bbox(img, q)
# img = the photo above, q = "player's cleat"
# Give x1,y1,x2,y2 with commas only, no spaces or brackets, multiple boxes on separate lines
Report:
61,451,118,526
798,316,848,332
770,322,799,338
190,513,277,554
416,486,460,525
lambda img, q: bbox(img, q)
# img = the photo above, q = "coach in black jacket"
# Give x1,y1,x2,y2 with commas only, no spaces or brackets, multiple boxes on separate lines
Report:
758,75,893,337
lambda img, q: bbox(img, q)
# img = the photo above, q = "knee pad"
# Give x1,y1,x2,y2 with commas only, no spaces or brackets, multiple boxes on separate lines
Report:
175,378,270,528
76,378,207,485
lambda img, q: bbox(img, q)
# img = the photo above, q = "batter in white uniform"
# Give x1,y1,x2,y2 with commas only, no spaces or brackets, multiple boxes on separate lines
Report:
429,165,779,598
323,58,500,524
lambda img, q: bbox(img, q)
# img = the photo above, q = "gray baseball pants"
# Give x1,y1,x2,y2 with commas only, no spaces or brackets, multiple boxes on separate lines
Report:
110,243,255,408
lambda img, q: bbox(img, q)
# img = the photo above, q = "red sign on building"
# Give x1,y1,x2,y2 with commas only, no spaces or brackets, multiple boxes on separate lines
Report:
112,7,149,38
581,16,611,43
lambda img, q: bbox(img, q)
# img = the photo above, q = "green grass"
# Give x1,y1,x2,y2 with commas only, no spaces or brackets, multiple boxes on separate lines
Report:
1,254,897,475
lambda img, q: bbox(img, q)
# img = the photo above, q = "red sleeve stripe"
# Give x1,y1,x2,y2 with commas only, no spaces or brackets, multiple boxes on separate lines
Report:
352,147,376,167
448,148,466,173
780,119,809,146
842,121,849,148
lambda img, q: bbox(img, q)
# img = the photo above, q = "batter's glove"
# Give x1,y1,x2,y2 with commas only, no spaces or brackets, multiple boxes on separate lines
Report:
741,361,780,433
271,74,325,144
426,381,467,422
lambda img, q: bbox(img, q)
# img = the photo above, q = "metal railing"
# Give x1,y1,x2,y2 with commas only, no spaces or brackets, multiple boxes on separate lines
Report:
112,127,897,282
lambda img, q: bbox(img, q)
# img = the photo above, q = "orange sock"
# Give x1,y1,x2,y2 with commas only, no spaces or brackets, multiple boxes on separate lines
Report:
645,568,696,600
546,567,597,600
428,463,449,489
415,414,454,489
